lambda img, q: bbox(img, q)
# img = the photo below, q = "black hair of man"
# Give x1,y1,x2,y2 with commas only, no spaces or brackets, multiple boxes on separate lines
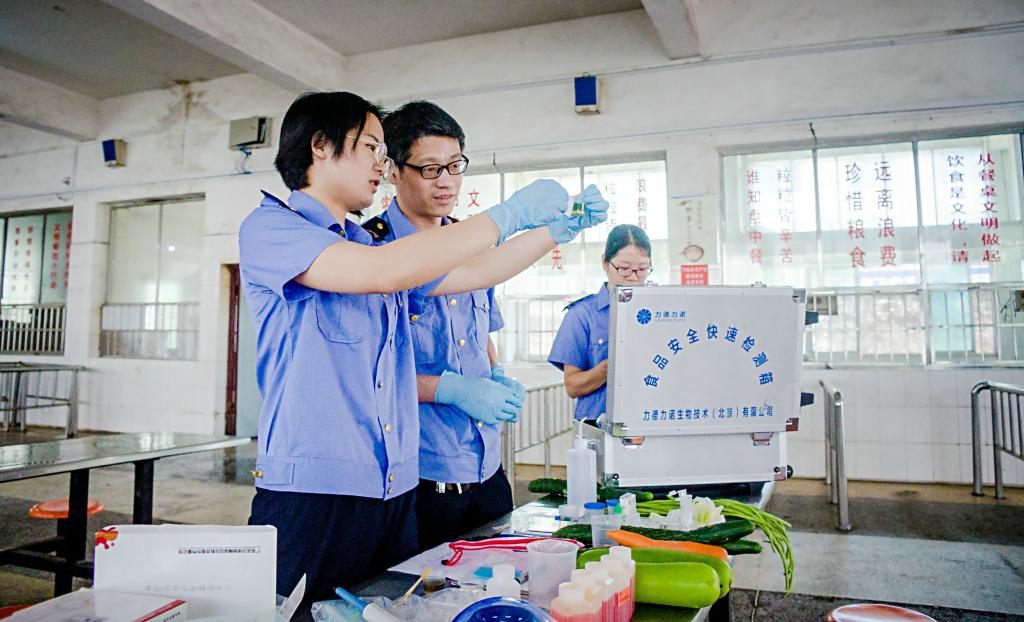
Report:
382,101,465,168
275,91,385,191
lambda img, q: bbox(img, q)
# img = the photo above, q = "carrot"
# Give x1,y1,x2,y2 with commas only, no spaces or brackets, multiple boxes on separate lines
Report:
608,529,730,562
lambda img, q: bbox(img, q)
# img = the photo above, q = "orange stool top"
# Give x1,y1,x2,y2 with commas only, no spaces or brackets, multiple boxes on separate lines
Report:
0,605,32,619
28,498,104,520
828,604,937,622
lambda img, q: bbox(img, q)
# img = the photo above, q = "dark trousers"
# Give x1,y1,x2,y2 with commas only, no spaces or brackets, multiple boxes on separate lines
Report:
416,466,514,551
248,487,418,613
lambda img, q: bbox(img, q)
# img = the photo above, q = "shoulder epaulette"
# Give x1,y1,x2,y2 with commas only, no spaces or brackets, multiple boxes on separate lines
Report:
362,215,391,242
564,293,595,312
260,190,291,210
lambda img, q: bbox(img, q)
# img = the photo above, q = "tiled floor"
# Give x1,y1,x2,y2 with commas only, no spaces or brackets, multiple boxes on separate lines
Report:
2,428,1023,621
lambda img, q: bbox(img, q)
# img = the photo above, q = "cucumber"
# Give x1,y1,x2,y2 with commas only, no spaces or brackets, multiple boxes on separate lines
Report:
552,520,755,548
597,486,655,502
722,539,762,555
527,478,568,496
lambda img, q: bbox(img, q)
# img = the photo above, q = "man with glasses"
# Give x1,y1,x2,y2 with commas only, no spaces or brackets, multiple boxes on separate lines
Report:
364,101,607,549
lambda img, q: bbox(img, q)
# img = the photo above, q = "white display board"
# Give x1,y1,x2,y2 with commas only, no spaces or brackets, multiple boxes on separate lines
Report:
607,286,804,437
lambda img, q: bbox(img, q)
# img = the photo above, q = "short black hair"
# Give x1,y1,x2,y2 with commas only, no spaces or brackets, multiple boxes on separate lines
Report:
274,91,384,191
382,100,465,167
603,224,652,262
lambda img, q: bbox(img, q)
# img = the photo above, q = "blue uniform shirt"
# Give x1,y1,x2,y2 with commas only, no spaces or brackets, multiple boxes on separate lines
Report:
238,190,425,499
375,200,505,484
548,284,610,421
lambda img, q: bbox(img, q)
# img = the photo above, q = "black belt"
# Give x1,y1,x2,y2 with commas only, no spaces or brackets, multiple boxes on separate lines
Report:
423,480,476,494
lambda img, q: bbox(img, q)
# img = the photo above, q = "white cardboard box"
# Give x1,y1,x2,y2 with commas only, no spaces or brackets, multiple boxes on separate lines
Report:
11,589,186,622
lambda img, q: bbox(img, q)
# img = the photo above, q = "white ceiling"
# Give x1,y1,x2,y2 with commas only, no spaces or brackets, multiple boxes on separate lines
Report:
0,0,243,99
253,0,643,56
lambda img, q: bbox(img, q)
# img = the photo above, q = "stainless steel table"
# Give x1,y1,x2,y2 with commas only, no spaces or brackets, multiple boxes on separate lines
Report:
354,481,774,622
0,432,251,596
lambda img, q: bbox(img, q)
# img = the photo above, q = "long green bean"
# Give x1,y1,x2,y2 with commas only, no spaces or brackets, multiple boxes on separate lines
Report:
714,499,794,594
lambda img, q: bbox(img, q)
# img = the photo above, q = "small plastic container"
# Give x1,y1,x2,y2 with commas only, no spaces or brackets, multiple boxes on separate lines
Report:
486,564,521,599
582,501,606,525
608,546,635,618
590,513,622,548
582,562,614,622
605,499,621,515
558,504,579,522
550,582,598,622
526,539,578,609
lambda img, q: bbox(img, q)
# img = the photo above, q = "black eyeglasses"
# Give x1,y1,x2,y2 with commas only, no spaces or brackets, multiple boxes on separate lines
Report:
609,262,651,278
402,156,470,180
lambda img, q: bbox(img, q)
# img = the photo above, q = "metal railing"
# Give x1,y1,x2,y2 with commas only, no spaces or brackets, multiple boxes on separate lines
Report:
0,304,67,354
100,302,199,360
804,284,1024,366
821,380,852,532
502,381,576,495
0,362,83,437
971,381,1024,499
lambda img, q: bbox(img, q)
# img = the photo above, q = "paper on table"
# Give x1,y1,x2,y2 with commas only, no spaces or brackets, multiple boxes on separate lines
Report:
94,524,277,618
388,541,529,590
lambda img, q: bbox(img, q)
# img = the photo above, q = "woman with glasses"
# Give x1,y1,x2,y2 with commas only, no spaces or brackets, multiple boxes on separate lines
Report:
239,92,607,611
549,224,653,424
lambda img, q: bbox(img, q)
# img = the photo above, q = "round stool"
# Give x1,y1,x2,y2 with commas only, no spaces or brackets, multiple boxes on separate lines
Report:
828,604,937,622
0,605,32,619
28,498,104,520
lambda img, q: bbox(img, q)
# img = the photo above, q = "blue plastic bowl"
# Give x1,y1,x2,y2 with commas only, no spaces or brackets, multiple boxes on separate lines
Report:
452,596,555,622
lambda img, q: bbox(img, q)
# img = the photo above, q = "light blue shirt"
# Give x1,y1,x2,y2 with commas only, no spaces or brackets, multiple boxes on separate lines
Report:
375,200,505,484
238,190,429,499
548,284,610,421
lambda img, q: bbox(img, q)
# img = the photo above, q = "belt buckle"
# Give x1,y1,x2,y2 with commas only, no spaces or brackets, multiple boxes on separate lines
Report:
436,482,446,494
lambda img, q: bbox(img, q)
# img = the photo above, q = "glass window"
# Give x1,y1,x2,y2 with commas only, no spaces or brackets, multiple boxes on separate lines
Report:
158,201,203,303
40,212,73,304
1,214,44,304
817,143,919,287
107,204,160,304
917,134,1023,284
454,173,501,220
106,199,203,304
722,151,818,287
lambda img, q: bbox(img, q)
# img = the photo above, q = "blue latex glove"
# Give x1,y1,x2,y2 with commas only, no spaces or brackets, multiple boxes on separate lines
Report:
490,365,525,422
547,184,610,244
435,370,522,425
484,179,569,244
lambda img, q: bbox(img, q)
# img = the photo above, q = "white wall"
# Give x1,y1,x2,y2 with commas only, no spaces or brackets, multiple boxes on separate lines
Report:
0,6,1022,487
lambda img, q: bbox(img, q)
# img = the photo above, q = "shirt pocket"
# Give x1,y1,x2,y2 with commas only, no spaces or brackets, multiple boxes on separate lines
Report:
314,292,368,343
589,335,608,368
409,296,445,369
470,290,492,350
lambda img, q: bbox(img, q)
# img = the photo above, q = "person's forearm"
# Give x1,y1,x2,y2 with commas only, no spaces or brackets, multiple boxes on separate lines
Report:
487,337,498,367
297,215,501,294
431,228,556,296
565,364,607,398
417,374,441,403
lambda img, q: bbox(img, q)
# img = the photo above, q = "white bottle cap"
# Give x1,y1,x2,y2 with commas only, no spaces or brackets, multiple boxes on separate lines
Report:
609,546,632,560
559,582,585,603
493,564,515,581
571,568,591,584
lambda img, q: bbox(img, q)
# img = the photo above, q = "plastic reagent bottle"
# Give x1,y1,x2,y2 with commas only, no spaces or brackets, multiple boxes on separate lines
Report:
567,423,597,511
485,563,521,599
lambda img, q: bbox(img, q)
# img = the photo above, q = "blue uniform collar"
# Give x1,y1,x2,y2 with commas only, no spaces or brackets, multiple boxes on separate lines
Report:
596,283,611,310
382,197,451,240
263,189,371,244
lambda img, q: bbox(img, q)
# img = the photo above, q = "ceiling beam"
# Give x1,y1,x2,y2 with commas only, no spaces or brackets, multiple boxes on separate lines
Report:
641,0,702,59
0,66,99,140
104,0,346,92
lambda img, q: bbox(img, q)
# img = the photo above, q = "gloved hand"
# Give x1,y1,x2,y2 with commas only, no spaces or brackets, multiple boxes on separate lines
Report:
547,184,610,244
484,179,569,244
490,365,525,422
435,370,522,425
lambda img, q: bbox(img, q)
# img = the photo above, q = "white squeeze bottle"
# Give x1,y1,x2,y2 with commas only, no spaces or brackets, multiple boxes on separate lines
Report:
551,582,596,622
600,557,631,622
584,562,615,622
571,570,603,622
609,546,636,618
486,563,521,599
567,422,597,511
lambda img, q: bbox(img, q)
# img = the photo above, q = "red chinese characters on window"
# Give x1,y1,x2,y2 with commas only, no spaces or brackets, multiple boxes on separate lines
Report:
978,153,999,262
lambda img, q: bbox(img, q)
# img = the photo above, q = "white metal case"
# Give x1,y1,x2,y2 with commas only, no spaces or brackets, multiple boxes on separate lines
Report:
591,285,807,488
